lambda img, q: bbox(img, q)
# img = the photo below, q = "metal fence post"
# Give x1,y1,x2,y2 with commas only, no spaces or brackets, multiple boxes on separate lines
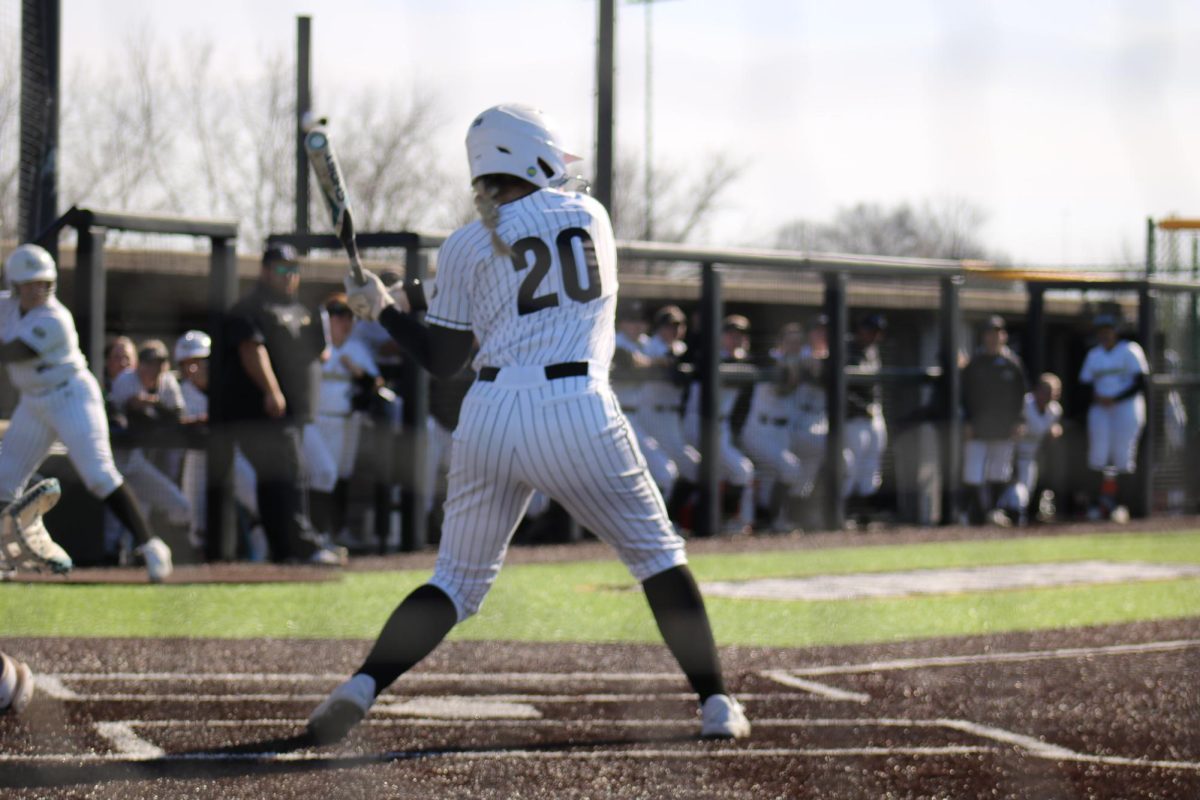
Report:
940,275,963,525
73,225,105,384
1136,284,1156,518
205,235,239,561
1025,285,1045,382
697,261,722,537
824,272,847,531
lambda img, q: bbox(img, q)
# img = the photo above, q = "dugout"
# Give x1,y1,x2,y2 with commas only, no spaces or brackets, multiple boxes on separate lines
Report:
1009,271,1200,519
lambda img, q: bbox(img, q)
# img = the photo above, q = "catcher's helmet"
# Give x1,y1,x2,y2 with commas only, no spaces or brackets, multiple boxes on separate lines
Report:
466,104,580,189
174,330,211,363
4,244,57,288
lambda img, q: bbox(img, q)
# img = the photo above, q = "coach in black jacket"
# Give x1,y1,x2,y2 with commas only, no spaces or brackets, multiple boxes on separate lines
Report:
213,245,332,563
961,315,1028,525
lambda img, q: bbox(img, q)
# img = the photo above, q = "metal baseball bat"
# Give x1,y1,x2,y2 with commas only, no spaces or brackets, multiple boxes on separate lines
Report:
302,118,366,286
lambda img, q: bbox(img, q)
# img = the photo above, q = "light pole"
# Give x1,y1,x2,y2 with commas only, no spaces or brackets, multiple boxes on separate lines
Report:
628,0,675,242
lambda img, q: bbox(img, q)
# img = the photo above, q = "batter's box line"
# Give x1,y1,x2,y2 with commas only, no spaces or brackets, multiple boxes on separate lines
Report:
72,717,1200,772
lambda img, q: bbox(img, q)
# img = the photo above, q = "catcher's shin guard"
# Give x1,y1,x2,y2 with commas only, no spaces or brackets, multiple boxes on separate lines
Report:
0,479,72,574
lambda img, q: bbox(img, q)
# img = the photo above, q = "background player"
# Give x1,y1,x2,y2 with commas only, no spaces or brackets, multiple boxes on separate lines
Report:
843,314,888,522
109,339,195,551
307,103,749,744
637,305,700,526
999,372,1063,526
1079,313,1149,523
0,245,172,582
740,322,806,532
790,315,830,528
612,299,677,501
960,315,1027,526
683,315,755,534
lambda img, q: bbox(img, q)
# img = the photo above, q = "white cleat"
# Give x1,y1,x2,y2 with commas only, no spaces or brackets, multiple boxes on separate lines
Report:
1109,505,1130,525
139,537,173,583
308,673,376,745
0,652,35,714
699,693,751,740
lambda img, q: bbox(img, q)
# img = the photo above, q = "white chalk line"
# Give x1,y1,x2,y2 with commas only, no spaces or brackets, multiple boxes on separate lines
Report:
759,671,871,703
789,638,1200,677
0,746,995,764
93,722,166,760
52,671,686,684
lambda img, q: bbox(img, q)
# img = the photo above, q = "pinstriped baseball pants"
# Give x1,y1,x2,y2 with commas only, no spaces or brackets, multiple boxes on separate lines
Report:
428,370,687,621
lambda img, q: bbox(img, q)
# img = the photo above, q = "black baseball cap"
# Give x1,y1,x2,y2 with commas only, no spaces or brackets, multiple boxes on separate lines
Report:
262,244,299,268
860,313,887,332
653,305,686,328
982,314,1006,331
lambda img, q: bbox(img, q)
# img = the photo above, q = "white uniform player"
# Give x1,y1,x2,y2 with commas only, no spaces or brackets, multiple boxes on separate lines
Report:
739,324,805,532
682,315,755,534
108,341,194,539
613,304,677,499
175,330,259,542
309,296,379,542
309,104,748,745
0,244,171,581
844,315,888,504
1079,314,1149,521
999,374,1063,524
637,306,701,524
790,319,830,502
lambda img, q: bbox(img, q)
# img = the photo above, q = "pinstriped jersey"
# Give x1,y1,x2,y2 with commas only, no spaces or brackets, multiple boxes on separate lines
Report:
0,292,88,393
427,189,618,371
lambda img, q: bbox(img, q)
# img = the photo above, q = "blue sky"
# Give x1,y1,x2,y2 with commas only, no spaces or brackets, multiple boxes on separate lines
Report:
61,0,1200,266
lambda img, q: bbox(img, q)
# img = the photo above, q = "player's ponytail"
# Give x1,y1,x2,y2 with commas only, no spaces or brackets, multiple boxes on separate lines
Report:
472,177,513,258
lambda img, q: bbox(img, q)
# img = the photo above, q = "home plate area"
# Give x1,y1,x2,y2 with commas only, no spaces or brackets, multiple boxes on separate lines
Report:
1,624,1198,799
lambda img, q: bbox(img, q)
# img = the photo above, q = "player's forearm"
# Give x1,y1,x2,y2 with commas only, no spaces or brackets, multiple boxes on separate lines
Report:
238,341,282,397
1110,373,1147,403
378,306,474,379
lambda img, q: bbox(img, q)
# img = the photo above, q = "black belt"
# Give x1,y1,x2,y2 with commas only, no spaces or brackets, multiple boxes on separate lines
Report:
477,361,589,382
759,415,789,426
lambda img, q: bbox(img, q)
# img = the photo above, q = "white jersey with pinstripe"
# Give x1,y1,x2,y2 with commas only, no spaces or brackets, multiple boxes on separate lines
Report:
0,291,123,503
423,187,686,621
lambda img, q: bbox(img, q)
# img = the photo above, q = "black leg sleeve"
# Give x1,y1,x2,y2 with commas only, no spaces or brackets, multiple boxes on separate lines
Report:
356,583,459,694
642,565,727,702
103,483,154,547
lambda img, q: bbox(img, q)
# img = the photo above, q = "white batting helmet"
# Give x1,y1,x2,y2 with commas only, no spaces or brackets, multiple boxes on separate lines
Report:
174,330,211,362
4,244,57,288
465,104,581,189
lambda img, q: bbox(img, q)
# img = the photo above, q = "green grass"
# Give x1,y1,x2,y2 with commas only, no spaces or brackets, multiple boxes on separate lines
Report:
3,530,1200,647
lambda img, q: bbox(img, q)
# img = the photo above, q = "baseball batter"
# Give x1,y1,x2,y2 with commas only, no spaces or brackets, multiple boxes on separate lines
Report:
307,104,748,744
0,245,172,582
1079,313,1148,522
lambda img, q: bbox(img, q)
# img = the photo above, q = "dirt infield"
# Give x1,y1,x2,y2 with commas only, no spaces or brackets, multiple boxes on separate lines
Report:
2,617,1198,799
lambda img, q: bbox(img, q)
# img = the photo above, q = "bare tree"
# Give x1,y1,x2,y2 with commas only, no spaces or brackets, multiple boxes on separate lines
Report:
774,198,999,262
611,151,743,243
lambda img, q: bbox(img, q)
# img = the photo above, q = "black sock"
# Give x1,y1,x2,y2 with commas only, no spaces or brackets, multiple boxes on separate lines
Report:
309,490,333,537
721,484,742,518
666,478,695,521
104,483,153,547
642,565,726,702
333,479,350,534
356,584,458,694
